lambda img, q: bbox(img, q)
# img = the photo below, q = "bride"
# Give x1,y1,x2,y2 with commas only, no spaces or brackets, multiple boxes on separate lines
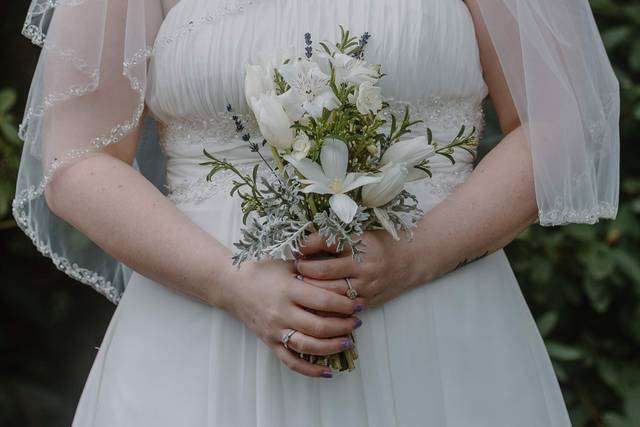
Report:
14,0,619,426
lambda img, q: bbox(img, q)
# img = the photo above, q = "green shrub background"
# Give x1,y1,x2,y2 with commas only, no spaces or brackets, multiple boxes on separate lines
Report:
1,1,638,426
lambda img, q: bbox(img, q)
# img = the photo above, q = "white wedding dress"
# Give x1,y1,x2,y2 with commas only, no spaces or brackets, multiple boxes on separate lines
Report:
71,0,573,426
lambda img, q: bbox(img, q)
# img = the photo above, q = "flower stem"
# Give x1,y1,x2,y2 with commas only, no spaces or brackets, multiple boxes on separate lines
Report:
271,146,285,172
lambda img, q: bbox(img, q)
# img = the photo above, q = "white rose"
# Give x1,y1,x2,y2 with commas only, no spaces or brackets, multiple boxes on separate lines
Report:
361,162,409,208
355,81,383,115
291,133,312,160
250,92,295,150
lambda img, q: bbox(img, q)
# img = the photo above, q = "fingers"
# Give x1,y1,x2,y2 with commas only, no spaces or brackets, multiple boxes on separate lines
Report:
288,278,360,315
299,233,340,257
285,329,353,356
291,306,362,338
297,276,366,310
274,345,334,378
295,256,355,280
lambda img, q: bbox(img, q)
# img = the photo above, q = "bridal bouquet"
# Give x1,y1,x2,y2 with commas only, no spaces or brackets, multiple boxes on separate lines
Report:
201,27,476,371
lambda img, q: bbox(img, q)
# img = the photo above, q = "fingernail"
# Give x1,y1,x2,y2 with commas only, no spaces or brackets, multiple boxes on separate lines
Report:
341,339,352,349
321,370,333,378
355,303,364,313
354,318,363,329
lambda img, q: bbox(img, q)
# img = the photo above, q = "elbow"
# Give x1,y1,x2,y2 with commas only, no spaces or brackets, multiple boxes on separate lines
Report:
43,156,96,217
43,169,67,217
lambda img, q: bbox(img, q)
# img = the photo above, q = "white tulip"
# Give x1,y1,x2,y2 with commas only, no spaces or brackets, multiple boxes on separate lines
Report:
355,81,383,115
361,162,409,208
381,136,436,181
244,63,276,108
290,133,312,160
373,207,399,241
277,59,340,118
250,92,295,150
284,138,381,224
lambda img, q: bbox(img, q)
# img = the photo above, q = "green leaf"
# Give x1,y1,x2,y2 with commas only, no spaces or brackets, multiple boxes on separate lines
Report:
630,39,640,71
602,26,633,50
602,413,633,427
0,120,20,145
613,249,640,287
583,276,611,313
0,88,16,113
536,311,559,337
546,341,585,361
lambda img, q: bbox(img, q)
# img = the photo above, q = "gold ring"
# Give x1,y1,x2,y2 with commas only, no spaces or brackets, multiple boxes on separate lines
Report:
345,278,358,300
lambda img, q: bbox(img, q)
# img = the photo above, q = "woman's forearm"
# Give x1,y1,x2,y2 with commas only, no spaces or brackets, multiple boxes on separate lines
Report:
409,125,538,284
44,152,237,308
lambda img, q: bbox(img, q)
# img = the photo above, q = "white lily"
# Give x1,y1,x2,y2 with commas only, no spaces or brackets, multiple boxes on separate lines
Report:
277,59,340,118
361,162,409,208
320,51,381,85
284,138,381,224
381,136,437,181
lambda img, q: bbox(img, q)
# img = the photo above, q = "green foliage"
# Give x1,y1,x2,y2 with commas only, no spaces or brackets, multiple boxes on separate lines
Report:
0,87,22,227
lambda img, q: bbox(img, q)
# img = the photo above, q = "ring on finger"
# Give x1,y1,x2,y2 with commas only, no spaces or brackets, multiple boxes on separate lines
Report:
345,277,358,300
282,329,298,350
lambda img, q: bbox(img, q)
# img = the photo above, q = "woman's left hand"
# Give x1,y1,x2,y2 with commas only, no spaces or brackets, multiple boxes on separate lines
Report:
295,231,427,308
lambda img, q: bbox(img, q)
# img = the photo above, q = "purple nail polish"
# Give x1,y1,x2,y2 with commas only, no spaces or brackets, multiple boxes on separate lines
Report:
341,339,352,349
321,370,333,378
355,318,363,329
355,303,364,312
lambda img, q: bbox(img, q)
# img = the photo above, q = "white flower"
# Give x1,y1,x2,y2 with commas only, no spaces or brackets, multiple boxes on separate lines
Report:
381,136,436,181
361,162,409,208
277,59,340,118
373,207,399,241
244,63,276,108
250,92,295,150
284,138,381,224
353,81,383,115
321,51,380,85
291,133,312,160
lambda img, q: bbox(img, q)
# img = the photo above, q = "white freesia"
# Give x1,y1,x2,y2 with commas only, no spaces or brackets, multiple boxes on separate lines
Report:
361,162,409,208
354,81,383,115
277,59,340,118
250,92,295,150
321,51,380,85
244,63,276,108
291,133,312,160
284,138,381,224
381,136,437,181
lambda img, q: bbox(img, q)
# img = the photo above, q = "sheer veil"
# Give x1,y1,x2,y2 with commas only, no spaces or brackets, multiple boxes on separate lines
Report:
475,0,620,226
13,0,620,303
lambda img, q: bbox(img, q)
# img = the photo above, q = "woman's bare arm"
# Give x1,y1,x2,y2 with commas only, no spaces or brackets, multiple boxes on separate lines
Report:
44,128,237,307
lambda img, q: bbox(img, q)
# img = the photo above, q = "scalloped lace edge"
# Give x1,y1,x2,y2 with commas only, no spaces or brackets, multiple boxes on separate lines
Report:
537,203,617,227
12,51,152,306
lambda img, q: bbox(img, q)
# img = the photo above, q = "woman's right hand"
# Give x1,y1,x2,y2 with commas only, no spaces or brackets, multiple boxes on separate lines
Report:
222,259,364,378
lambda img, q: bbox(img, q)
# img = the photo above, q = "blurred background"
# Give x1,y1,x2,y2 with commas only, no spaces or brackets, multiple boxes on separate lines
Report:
1,1,639,426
